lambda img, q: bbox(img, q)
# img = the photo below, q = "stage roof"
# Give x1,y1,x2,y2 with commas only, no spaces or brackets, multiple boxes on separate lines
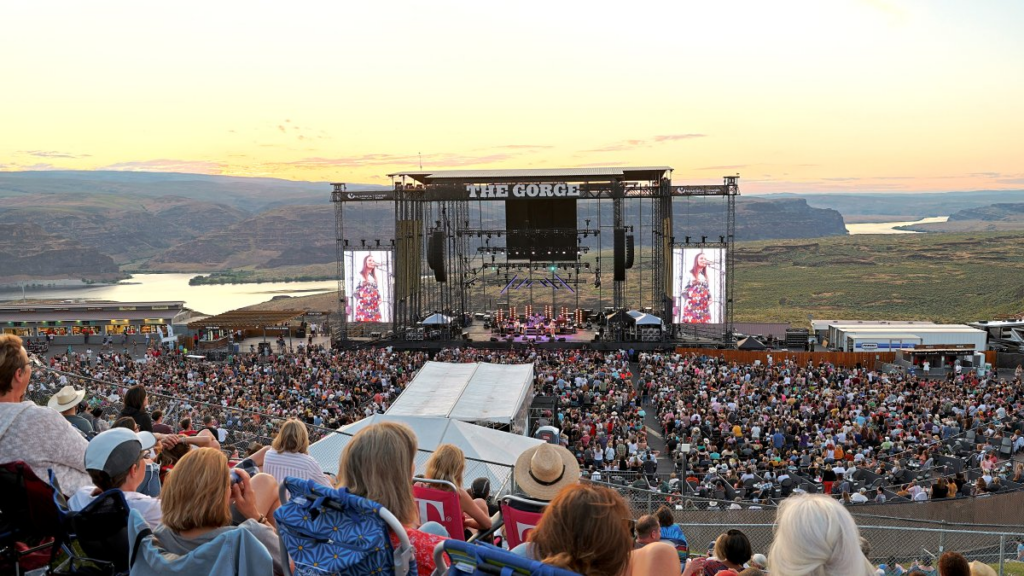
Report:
186,309,306,329
389,166,672,184
386,361,534,427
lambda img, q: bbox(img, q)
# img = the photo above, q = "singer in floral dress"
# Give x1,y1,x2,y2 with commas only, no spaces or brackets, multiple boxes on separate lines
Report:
682,252,712,323
354,254,382,322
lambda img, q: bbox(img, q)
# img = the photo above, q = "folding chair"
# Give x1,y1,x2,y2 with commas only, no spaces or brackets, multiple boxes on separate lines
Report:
0,461,66,575
500,496,548,551
432,539,581,576
414,478,466,541
275,477,416,576
66,489,132,575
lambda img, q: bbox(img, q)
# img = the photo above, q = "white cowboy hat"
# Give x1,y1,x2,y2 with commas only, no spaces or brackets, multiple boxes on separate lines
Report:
514,443,581,501
48,385,86,412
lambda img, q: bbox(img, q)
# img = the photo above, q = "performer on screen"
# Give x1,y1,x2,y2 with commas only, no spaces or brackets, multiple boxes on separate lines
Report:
354,254,383,322
682,252,712,324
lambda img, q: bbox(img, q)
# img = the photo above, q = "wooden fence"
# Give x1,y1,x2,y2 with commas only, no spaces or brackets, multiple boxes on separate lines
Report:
676,348,895,368
674,349,999,370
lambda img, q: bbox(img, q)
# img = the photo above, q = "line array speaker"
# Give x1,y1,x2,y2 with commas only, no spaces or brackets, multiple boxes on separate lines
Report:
625,234,635,269
427,231,447,283
613,228,626,282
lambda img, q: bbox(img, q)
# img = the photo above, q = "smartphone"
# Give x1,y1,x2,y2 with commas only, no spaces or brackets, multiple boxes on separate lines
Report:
230,470,242,485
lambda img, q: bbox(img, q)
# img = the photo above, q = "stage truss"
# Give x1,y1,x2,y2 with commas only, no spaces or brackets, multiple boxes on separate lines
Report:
330,168,739,343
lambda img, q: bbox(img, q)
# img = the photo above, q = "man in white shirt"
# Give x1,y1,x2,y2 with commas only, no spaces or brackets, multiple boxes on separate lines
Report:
851,488,869,503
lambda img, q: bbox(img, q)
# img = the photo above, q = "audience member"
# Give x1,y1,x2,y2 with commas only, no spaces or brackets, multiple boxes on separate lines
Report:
0,334,91,494
768,494,874,576
531,483,680,576
48,385,92,437
336,421,446,576
422,443,492,531
263,418,330,487
154,448,283,574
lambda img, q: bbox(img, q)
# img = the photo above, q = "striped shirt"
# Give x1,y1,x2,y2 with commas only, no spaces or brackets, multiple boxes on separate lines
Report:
263,449,331,487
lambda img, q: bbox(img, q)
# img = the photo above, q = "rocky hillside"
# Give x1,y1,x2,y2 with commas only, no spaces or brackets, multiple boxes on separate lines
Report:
144,205,338,271
671,197,847,241
949,203,1024,222
736,198,847,240
899,203,1024,233
0,224,121,280
0,194,249,264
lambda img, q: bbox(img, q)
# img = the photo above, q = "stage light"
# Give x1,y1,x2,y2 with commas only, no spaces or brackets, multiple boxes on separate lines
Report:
701,236,707,243
375,239,381,247
720,235,725,243
685,236,690,244
549,266,556,272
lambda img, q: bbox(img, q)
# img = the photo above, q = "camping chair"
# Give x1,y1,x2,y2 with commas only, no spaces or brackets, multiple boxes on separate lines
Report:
274,477,416,576
432,539,581,576
0,461,67,575
500,496,548,551
127,509,272,576
67,489,132,575
414,478,466,541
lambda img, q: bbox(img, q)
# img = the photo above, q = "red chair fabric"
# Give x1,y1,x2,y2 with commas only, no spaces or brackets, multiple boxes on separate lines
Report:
500,498,546,550
413,479,466,541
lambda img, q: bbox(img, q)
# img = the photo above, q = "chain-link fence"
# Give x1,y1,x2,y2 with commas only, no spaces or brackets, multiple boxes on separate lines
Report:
588,478,1024,574
664,523,1024,576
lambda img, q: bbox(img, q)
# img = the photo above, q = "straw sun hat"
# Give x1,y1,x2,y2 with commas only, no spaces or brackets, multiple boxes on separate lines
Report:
514,443,581,501
48,385,86,412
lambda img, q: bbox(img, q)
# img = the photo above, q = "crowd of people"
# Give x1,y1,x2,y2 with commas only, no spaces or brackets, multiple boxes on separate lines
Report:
635,351,1024,504
3,331,1024,574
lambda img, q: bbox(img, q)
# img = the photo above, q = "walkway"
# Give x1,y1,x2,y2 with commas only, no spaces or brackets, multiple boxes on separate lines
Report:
630,361,678,478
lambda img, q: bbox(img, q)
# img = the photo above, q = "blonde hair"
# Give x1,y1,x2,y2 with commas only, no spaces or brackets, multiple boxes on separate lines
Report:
273,419,310,454
336,422,418,526
768,494,875,576
160,448,232,532
425,444,465,490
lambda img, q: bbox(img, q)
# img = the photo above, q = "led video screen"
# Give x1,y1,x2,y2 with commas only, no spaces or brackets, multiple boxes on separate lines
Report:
345,250,393,323
671,247,726,324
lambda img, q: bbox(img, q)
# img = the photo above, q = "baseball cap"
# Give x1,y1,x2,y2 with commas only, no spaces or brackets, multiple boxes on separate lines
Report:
85,428,157,476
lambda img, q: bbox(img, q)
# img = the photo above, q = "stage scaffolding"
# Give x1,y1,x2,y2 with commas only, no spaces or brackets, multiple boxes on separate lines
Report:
331,168,739,343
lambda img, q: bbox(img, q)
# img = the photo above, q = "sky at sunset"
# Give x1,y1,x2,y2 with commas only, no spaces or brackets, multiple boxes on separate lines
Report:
2,1,1022,193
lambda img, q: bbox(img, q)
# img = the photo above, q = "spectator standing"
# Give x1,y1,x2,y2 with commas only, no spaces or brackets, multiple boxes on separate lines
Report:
119,384,153,432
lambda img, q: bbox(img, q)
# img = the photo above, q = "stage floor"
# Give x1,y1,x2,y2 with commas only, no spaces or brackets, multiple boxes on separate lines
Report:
464,324,597,344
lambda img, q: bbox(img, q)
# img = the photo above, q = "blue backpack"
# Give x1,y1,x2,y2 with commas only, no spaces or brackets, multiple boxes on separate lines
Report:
274,478,416,576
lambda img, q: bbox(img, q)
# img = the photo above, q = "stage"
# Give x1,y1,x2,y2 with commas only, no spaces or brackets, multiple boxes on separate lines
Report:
463,323,597,345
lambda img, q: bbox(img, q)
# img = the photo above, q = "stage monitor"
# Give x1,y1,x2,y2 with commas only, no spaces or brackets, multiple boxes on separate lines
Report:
345,250,393,323
672,247,726,324
505,198,577,261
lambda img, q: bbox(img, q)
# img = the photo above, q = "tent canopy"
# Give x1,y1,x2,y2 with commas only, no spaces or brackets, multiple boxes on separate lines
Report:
630,313,663,326
387,362,534,429
308,414,544,476
737,336,767,350
421,313,452,325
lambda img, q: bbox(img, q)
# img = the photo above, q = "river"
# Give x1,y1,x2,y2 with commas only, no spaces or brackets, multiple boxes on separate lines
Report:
0,274,336,315
846,216,949,235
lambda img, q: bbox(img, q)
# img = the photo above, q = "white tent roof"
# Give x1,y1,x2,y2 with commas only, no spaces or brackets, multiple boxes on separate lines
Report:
632,313,663,326
386,361,534,426
308,414,544,476
421,313,452,325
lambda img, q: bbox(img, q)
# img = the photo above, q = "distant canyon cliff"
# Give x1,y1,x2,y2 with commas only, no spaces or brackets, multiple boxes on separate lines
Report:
2,171,847,279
